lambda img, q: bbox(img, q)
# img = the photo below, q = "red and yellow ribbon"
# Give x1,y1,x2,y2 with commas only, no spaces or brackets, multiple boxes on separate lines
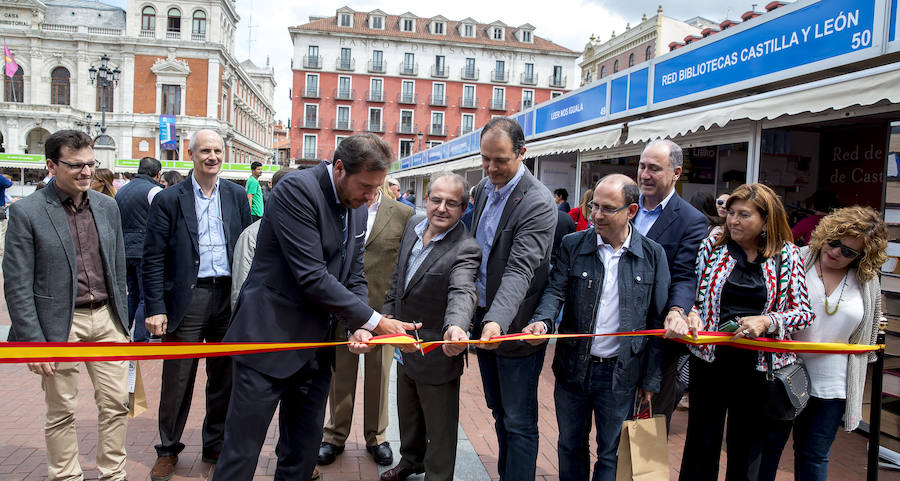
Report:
0,330,881,363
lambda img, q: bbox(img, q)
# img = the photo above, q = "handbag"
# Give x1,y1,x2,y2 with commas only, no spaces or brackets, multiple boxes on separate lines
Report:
615,400,668,481
762,253,810,421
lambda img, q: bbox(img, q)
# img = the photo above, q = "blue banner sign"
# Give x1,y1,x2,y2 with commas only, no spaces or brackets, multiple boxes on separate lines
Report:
535,82,607,135
628,68,649,109
653,0,877,104
160,115,176,150
515,111,535,137
610,77,628,114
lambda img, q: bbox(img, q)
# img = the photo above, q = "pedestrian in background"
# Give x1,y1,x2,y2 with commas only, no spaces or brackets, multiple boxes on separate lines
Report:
554,187,571,212
246,161,265,222
0,173,13,257
115,156,163,342
689,191,724,231
716,192,730,218
142,130,251,481
4,130,130,481
387,177,402,200
161,170,183,188
668,183,813,481
760,206,887,481
569,188,593,231
92,167,117,197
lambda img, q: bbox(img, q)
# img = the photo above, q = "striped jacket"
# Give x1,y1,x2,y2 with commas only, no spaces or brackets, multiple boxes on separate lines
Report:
690,236,814,371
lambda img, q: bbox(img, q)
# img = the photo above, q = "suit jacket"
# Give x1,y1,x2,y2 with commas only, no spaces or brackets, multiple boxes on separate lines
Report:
383,216,481,385
643,191,708,312
471,168,556,357
4,182,128,341
364,195,414,311
141,176,251,332
224,163,373,379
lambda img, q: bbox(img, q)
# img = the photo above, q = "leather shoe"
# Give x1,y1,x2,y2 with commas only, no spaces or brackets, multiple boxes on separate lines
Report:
150,455,178,481
201,451,219,464
379,465,423,481
317,442,344,465
311,466,321,480
367,442,393,466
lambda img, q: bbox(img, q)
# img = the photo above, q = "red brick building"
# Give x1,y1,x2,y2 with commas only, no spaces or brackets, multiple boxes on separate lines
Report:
289,7,580,162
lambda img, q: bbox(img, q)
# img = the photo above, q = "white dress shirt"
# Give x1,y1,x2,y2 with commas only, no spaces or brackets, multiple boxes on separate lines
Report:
364,191,381,244
591,227,633,358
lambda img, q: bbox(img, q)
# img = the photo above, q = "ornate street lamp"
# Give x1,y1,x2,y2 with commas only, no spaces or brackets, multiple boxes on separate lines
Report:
88,55,121,136
417,131,423,152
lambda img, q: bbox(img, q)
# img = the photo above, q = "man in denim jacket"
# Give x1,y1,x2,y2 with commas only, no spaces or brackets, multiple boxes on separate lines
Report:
531,174,670,481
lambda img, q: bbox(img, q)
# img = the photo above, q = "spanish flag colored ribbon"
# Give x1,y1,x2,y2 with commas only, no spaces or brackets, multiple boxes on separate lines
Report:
0,330,881,363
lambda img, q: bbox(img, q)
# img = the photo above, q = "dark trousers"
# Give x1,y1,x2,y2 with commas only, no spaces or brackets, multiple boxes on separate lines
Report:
650,341,687,430
126,258,149,342
476,347,545,481
555,360,635,481
155,282,232,458
679,348,792,481
396,363,460,481
758,396,845,481
213,357,332,481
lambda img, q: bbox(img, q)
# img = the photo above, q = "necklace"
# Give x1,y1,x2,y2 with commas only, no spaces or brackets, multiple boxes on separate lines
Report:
817,259,848,315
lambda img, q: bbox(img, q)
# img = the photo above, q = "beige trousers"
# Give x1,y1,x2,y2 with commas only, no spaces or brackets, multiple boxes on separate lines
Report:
41,304,129,481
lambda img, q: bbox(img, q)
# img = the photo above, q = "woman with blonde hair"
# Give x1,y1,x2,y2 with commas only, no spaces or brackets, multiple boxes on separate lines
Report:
760,205,887,481
568,188,593,231
666,183,814,481
91,168,117,197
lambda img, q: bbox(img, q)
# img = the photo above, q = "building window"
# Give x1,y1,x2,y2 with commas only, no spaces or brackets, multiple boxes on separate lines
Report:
493,27,504,40
162,84,181,115
494,60,506,82
521,30,532,42
305,73,319,97
432,83,445,104
628,53,635,67
339,48,352,70
304,104,318,127
167,8,181,32
600,65,606,78
523,62,535,84
433,21,445,34
141,6,156,31
400,110,414,133
50,66,70,105
463,24,474,37
431,112,444,135
426,140,442,148
370,15,383,29
400,80,414,103
645,45,653,61
461,113,474,134
371,50,383,71
337,76,351,99
613,60,619,73
339,13,352,27
96,82,114,111
551,91,563,98
462,84,476,106
522,89,534,109
399,139,413,158
402,18,414,32
369,77,383,100
335,136,347,149
192,10,206,36
368,108,382,131
303,134,317,158
492,87,505,109
464,58,476,79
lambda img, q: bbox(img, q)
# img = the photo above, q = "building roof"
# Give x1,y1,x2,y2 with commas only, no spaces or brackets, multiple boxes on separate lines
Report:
292,10,579,55
44,0,122,12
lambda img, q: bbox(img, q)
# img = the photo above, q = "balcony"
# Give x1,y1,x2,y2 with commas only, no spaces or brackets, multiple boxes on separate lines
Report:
301,148,321,160
458,125,475,136
429,94,447,107
139,29,155,38
333,88,355,101
549,75,567,88
459,96,478,109
490,98,507,111
520,99,534,110
191,32,205,41
460,67,479,80
491,69,509,83
430,65,449,78
429,124,447,136
366,89,385,102
520,72,538,85
399,63,418,76
302,118,320,129
396,122,417,135
333,119,355,131
367,60,386,73
303,86,320,98
397,92,418,104
166,30,181,40
367,121,384,133
335,58,355,71
303,55,322,69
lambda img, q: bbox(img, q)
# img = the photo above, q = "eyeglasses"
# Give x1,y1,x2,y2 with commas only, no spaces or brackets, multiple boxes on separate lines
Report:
588,202,629,215
427,196,463,209
827,239,860,259
716,199,726,206
55,159,99,172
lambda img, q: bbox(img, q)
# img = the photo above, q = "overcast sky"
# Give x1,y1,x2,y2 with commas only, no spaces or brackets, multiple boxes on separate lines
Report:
108,0,761,122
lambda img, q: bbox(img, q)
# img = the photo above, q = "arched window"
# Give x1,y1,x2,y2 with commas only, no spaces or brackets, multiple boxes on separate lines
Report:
613,60,619,73
645,45,653,61
600,65,606,78
192,10,206,36
50,67,70,105
141,6,156,31
628,53,635,67
167,8,181,33
4,65,23,103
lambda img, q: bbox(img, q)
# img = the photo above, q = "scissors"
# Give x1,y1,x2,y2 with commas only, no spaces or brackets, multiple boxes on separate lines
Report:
412,325,425,356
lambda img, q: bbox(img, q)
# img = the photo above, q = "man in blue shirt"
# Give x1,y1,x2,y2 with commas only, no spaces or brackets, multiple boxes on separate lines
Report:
142,130,251,481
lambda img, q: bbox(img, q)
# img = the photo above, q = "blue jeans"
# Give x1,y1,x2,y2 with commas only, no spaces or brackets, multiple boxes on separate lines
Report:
555,360,634,481
476,348,545,481
126,258,149,342
793,397,845,481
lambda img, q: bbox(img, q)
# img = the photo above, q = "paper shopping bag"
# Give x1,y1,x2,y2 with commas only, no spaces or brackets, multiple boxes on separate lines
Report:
615,414,669,481
127,360,147,418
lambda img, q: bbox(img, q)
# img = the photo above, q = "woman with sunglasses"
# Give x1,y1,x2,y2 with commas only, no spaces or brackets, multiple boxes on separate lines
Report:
716,192,729,218
760,206,887,481
667,183,813,481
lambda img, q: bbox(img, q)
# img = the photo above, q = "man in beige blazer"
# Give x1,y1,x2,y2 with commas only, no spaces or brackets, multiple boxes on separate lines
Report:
319,184,414,466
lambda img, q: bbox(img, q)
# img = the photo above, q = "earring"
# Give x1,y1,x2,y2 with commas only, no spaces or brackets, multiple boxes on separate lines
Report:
761,231,767,239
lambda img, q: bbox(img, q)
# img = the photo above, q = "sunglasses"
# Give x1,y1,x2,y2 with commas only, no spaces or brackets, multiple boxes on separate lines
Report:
827,239,860,259
716,199,726,206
